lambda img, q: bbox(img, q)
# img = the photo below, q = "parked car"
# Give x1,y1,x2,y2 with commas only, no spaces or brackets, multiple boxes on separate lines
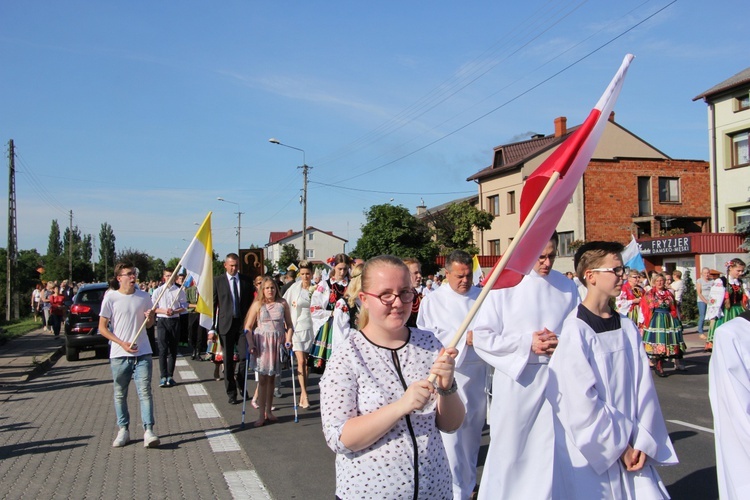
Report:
64,283,110,361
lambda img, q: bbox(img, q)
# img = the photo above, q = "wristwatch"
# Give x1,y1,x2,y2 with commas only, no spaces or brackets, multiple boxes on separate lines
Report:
436,379,458,397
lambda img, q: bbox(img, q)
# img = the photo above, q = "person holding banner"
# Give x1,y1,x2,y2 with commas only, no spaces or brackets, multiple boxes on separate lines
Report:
98,261,158,448
320,255,464,499
152,268,188,388
472,233,580,499
417,250,487,500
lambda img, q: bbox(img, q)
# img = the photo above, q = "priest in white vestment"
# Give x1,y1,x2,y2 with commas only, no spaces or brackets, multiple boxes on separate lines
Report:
417,250,487,500
709,311,750,500
473,235,580,499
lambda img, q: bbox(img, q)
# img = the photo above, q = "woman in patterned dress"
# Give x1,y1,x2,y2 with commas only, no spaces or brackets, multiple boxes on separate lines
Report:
310,253,351,370
320,256,465,499
706,259,748,351
641,273,687,377
243,277,294,427
616,269,644,327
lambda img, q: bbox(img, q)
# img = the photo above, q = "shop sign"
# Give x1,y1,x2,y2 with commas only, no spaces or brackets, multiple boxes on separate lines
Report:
639,236,692,255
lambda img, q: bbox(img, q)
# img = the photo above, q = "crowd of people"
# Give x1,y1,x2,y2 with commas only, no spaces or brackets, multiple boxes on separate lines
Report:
37,240,749,499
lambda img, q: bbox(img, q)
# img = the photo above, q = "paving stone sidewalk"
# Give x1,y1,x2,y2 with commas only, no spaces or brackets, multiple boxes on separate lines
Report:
0,344,270,499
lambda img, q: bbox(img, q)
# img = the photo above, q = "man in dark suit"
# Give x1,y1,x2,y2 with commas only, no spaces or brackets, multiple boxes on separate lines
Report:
212,253,254,404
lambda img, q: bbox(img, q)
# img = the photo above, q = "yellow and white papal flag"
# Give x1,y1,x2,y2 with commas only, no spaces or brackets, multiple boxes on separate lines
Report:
472,255,483,285
181,212,214,329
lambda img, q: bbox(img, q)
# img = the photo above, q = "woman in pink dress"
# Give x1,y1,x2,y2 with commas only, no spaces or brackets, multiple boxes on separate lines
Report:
243,277,294,427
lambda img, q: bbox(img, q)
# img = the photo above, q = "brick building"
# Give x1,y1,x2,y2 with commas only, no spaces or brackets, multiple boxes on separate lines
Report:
467,114,710,272
583,157,711,242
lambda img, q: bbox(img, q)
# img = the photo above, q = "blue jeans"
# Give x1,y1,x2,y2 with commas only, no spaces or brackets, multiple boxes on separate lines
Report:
697,301,707,334
111,355,155,430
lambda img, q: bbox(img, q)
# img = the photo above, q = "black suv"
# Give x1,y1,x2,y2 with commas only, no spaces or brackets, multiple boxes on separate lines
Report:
64,283,110,361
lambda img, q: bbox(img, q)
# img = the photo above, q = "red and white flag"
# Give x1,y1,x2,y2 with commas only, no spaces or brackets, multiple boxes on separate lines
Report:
483,54,634,289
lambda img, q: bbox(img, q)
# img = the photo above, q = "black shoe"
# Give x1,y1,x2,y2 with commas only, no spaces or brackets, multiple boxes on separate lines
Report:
228,396,239,404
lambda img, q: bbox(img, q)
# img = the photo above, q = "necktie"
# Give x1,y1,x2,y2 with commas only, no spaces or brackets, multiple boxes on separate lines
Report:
231,277,240,318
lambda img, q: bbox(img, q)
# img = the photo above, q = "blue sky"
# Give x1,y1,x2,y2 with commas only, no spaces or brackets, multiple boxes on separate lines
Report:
0,1,745,262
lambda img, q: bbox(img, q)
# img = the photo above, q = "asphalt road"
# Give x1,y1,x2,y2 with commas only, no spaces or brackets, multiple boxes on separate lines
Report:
192,346,719,499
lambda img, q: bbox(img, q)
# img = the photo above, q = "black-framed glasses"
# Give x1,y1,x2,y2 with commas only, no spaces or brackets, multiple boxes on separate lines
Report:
362,290,416,305
590,266,626,277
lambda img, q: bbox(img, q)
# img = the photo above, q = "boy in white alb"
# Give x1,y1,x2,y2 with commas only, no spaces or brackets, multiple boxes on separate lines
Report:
98,261,159,448
709,310,750,500
547,241,677,499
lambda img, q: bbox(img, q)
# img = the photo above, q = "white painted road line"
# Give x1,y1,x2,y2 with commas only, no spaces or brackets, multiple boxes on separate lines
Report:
185,383,208,397
667,419,714,434
179,370,198,380
175,359,189,367
194,403,221,419
224,470,272,500
205,429,241,452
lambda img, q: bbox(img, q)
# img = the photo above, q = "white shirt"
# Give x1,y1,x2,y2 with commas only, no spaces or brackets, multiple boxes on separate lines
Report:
100,288,154,358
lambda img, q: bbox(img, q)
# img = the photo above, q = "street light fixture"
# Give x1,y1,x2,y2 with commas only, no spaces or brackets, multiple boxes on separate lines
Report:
217,197,243,255
268,138,311,259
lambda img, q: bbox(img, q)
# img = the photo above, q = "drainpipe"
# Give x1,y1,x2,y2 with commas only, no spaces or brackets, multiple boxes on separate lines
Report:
476,179,484,255
709,101,719,232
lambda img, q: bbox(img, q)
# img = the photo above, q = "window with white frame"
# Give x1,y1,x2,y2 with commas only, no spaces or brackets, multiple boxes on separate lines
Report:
308,233,314,241
658,177,680,203
730,130,750,167
487,195,500,216
558,231,574,257
305,249,314,258
488,239,500,256
736,94,750,112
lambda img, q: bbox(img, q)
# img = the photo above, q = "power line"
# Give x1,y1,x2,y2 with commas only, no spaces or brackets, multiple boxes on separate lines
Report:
328,0,676,186
309,181,475,196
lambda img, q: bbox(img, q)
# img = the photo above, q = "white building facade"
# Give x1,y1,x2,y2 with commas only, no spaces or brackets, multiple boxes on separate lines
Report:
694,67,750,233
266,227,347,268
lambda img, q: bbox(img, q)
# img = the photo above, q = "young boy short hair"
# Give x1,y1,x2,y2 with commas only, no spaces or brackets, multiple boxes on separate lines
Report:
546,241,678,499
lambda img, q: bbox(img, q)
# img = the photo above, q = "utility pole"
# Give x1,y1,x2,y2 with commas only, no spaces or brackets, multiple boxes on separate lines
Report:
301,163,310,258
68,210,73,284
6,140,19,320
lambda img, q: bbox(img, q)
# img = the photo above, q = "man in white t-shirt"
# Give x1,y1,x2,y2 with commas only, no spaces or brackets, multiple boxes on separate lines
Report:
98,261,158,448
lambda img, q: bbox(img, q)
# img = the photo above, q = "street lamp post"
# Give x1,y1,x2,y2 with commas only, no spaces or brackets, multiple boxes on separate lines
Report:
268,138,311,260
217,197,243,255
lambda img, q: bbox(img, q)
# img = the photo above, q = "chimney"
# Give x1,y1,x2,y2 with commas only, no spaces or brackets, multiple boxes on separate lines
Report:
416,204,426,216
609,111,615,122
287,229,294,236
554,116,567,137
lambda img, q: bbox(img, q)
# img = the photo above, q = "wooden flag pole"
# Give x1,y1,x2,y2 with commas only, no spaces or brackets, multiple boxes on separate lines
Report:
428,171,560,383
128,253,188,349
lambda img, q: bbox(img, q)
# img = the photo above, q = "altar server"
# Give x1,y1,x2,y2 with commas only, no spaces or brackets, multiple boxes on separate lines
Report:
548,241,677,499
709,311,750,500
473,233,580,499
417,250,487,500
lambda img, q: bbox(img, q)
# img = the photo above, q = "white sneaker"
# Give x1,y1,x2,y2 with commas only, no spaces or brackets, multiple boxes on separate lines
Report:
143,429,160,448
112,428,130,447
273,388,282,398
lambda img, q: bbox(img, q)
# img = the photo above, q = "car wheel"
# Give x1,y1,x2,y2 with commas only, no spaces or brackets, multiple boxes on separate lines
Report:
95,347,109,359
66,345,80,362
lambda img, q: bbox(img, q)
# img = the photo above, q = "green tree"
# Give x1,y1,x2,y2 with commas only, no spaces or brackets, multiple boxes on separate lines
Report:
98,222,116,280
263,258,276,275
81,234,93,263
737,220,750,251
353,204,439,274
0,247,44,319
117,248,159,282
423,201,493,255
681,270,698,323
47,220,62,257
278,244,299,272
